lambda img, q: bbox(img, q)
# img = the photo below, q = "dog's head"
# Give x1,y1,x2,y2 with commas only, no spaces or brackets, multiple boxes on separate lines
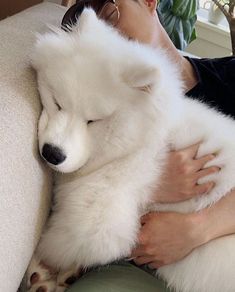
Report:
32,8,181,173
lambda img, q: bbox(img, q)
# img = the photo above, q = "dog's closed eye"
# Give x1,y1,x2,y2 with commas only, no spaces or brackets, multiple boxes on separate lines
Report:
55,102,62,111
52,95,62,111
87,119,103,125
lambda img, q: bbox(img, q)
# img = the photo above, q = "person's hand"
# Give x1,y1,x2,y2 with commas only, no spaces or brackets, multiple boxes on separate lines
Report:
131,190,235,268
154,143,220,203
131,211,203,268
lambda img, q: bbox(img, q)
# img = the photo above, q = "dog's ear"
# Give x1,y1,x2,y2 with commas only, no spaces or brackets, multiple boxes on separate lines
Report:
122,63,159,93
78,8,100,33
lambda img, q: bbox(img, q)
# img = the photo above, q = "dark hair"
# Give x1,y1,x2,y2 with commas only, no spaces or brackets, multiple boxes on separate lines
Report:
61,1,86,30
61,0,162,31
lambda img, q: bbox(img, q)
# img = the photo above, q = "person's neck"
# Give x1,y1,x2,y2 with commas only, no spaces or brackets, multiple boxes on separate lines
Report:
151,17,198,93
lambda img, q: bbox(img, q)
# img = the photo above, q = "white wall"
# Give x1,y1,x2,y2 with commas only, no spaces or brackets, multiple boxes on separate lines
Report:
186,16,232,58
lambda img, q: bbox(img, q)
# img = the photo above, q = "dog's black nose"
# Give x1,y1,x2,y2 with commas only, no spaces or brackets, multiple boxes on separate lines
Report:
42,143,66,165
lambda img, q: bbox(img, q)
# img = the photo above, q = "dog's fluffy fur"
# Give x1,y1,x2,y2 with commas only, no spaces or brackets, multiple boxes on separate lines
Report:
30,9,235,292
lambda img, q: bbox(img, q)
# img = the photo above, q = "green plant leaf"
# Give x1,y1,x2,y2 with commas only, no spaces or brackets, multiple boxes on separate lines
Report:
172,0,199,20
158,0,198,50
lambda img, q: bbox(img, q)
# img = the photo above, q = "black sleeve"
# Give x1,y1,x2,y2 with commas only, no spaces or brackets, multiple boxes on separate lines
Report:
185,56,235,119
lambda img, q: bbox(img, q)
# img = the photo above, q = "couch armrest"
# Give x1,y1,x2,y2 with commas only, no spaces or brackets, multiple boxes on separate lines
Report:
0,3,66,291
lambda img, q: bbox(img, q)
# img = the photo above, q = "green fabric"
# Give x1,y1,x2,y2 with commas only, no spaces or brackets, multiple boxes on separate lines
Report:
67,261,171,292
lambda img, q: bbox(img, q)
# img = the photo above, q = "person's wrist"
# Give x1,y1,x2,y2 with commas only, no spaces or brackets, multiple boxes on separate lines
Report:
188,211,212,248
189,191,235,249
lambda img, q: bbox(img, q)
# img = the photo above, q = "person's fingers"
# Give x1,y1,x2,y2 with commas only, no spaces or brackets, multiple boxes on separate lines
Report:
148,261,164,269
176,142,201,159
130,246,146,258
133,256,153,266
196,166,220,180
195,153,216,170
194,181,215,196
140,214,149,225
140,212,155,225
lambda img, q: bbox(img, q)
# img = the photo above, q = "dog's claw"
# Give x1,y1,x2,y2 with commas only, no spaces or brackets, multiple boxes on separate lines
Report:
65,275,77,285
27,255,81,292
28,280,57,292
30,272,40,285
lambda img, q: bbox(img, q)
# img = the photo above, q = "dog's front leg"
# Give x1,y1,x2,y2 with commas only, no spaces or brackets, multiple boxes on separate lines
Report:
26,254,57,292
55,265,82,291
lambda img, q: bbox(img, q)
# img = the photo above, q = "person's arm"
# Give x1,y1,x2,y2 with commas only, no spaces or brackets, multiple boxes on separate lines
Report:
151,142,219,203
131,189,235,268
129,142,232,268
199,189,235,243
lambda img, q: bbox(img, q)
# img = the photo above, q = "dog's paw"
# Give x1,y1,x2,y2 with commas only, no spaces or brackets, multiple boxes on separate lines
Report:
27,255,57,290
54,286,67,292
56,266,81,290
27,255,82,292
27,280,57,292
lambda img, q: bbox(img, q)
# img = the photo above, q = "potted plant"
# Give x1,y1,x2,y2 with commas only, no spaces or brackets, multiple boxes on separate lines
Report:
211,0,235,54
206,0,225,25
158,0,199,50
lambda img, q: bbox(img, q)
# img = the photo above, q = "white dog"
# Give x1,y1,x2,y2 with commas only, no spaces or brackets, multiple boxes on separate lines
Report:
27,8,235,292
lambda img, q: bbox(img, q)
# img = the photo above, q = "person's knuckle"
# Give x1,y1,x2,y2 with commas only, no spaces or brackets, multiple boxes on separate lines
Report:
203,154,214,163
157,257,166,265
208,154,216,161
211,166,220,173
199,183,211,194
187,179,195,187
195,187,201,196
206,181,214,191
139,236,146,245
143,246,152,255
179,164,191,175
181,190,190,198
174,151,185,162
148,212,155,218
183,181,194,192
134,258,141,265
153,255,162,262
205,185,211,193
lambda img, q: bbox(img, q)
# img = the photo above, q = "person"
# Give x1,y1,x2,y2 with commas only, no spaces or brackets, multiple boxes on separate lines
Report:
61,0,235,291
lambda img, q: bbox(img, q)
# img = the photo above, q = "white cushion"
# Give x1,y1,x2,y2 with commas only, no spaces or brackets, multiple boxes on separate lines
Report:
0,3,66,291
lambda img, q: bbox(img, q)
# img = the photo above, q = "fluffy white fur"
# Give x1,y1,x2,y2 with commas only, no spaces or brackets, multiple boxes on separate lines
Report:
31,9,235,292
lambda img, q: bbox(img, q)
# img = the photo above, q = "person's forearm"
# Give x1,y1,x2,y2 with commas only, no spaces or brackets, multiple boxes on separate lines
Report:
193,190,235,246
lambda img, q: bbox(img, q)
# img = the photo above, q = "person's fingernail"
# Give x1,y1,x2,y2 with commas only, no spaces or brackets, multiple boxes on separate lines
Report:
125,257,136,261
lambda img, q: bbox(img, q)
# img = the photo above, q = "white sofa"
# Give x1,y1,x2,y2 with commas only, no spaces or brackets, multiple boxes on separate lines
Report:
0,3,67,291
